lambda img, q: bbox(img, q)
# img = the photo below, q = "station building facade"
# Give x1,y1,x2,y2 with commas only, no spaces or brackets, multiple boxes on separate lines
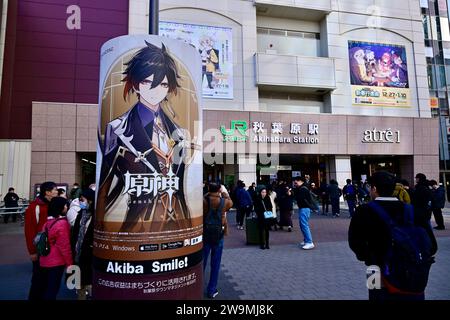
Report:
0,0,438,197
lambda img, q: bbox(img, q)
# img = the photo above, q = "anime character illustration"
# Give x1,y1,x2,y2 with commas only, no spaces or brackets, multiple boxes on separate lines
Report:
374,51,393,85
350,48,375,85
96,41,193,233
389,51,408,87
198,36,219,89
364,50,377,76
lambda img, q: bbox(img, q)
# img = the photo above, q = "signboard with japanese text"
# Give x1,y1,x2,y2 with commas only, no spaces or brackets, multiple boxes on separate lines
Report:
348,41,410,107
159,21,233,99
94,35,203,299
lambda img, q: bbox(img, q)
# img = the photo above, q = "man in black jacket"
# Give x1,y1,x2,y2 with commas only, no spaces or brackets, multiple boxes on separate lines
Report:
412,173,433,225
293,176,315,250
3,187,19,223
430,179,446,230
349,171,437,300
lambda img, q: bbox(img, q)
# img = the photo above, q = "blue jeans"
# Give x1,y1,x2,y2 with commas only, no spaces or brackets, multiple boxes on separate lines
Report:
203,238,224,296
347,199,356,217
298,208,312,244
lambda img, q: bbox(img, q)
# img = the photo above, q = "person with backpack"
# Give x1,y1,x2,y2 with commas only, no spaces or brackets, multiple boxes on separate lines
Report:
293,176,315,250
203,183,233,299
343,179,357,218
24,181,58,300
349,171,437,300
39,196,73,300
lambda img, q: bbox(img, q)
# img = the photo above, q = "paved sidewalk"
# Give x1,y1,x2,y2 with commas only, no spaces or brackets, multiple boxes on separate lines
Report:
1,208,449,300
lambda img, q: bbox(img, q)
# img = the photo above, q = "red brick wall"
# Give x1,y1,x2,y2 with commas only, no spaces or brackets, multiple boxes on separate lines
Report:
0,0,129,139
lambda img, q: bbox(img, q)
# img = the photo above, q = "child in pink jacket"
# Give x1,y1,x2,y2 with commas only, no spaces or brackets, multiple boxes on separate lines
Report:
39,196,73,300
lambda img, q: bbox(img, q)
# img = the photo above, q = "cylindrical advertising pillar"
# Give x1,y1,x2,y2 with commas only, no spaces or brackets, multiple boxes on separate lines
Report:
93,35,203,299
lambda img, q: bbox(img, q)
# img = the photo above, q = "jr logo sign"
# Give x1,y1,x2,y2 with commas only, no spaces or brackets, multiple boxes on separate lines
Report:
220,120,248,142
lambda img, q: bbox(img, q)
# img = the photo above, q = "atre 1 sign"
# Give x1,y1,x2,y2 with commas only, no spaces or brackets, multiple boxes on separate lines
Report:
362,128,400,143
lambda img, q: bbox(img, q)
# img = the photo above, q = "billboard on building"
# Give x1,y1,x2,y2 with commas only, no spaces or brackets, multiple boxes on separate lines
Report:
348,41,410,107
94,35,203,299
159,21,233,99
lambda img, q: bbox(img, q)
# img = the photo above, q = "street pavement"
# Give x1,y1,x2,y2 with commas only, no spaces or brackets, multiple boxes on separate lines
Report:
1,207,449,300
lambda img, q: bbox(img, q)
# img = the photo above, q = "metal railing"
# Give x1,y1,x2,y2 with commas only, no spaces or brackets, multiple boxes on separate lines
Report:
0,200,29,225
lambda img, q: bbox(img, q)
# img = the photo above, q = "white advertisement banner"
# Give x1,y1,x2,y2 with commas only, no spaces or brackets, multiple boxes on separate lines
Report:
160,21,233,99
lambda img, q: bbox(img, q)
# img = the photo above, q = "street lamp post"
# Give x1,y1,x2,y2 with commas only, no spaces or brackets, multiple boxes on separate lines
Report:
149,0,159,35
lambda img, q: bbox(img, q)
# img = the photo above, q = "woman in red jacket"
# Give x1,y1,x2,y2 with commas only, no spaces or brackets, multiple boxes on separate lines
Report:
39,196,73,300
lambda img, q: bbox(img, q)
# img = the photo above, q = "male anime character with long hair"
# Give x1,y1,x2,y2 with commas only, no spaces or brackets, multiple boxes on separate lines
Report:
96,41,191,233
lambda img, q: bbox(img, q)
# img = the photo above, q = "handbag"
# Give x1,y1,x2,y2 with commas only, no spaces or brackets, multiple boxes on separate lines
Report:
262,200,274,219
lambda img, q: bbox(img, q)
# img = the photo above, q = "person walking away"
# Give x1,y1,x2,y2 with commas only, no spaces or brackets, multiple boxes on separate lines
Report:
343,179,357,218
430,180,446,230
392,178,411,204
248,183,257,204
203,183,232,299
319,180,330,215
412,173,433,226
71,189,95,299
24,181,58,300
254,188,273,250
39,197,73,300
278,185,294,231
293,176,315,250
328,180,342,218
235,181,253,230
69,183,82,200
3,187,19,223
349,171,437,300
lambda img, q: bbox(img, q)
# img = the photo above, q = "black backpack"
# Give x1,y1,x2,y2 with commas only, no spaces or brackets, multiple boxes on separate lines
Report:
368,201,435,293
204,197,225,245
33,218,63,257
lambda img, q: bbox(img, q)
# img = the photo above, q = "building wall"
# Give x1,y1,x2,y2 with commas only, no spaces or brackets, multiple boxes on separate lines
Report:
30,102,97,197
0,0,8,88
0,0,129,140
128,0,260,112
0,140,31,199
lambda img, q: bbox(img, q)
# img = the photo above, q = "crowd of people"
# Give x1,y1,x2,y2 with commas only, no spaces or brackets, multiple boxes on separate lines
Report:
204,171,445,300
7,170,448,301
23,181,95,300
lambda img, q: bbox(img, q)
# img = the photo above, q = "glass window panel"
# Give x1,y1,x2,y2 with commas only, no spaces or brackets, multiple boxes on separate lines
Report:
431,15,439,40
423,15,432,39
421,0,429,8
438,0,448,16
257,29,320,56
440,17,450,41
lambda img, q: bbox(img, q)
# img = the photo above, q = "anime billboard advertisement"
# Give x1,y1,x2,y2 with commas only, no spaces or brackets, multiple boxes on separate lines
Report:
93,35,203,299
159,21,233,100
348,41,410,107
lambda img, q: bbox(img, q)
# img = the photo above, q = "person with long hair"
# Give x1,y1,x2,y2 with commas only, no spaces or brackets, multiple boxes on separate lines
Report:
254,188,273,250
